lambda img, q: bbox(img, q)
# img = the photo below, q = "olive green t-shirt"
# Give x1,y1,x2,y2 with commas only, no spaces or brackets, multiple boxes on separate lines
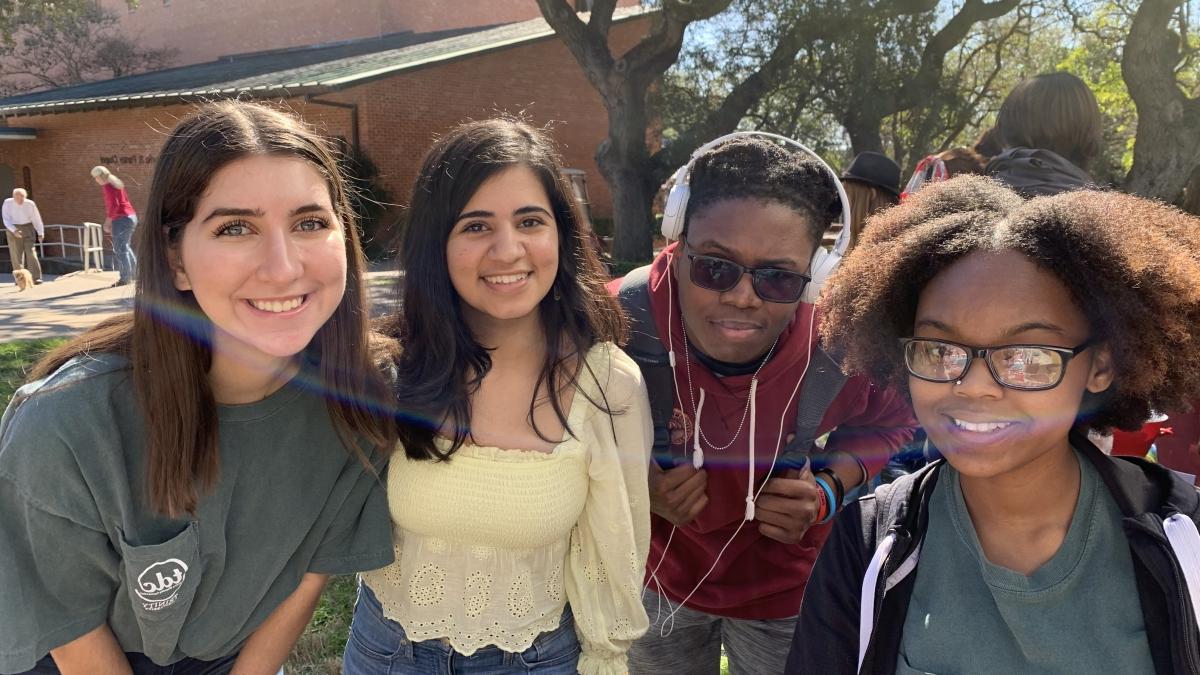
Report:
0,354,393,672
897,450,1155,675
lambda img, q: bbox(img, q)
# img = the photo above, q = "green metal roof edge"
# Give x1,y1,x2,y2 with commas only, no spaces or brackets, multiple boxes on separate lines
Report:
0,83,323,116
321,26,556,87
0,6,655,118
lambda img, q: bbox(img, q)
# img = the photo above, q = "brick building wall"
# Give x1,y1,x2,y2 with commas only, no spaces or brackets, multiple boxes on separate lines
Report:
309,17,648,227
0,17,648,253
105,0,639,68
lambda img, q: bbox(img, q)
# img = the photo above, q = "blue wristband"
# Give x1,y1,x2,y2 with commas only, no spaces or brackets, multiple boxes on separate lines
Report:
814,475,838,524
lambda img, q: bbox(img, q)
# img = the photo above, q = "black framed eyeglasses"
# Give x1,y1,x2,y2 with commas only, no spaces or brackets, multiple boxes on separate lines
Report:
685,252,811,304
899,337,1093,391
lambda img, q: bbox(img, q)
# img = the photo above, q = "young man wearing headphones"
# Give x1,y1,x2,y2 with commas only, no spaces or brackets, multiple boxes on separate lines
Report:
612,134,917,673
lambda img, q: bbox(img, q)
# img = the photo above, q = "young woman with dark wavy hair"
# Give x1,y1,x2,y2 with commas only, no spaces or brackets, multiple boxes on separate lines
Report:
345,119,653,675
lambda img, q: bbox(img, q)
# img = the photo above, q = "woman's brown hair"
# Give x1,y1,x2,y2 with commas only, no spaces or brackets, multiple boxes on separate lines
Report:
820,175,1200,432
937,147,988,177
33,100,396,516
995,72,1103,170
843,180,899,252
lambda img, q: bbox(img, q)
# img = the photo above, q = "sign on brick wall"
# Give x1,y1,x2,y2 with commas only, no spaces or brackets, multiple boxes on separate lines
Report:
98,154,157,166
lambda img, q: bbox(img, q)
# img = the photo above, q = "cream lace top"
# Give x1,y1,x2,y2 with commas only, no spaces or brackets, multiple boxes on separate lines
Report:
362,343,653,675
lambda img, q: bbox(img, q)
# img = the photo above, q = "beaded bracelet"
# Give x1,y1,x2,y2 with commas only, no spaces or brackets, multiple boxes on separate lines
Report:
815,468,846,509
814,474,838,525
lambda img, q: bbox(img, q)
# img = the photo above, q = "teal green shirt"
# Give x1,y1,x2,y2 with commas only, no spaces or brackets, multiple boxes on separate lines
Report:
897,450,1155,675
0,354,393,672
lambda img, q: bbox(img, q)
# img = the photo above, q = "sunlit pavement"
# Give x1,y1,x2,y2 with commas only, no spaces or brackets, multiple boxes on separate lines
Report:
0,267,403,342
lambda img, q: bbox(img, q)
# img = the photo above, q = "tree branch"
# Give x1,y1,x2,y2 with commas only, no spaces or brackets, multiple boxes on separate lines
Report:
896,0,1021,110
588,0,618,37
1122,0,1200,200
650,11,834,170
619,0,731,85
1123,0,1190,108
876,0,941,19
536,0,616,93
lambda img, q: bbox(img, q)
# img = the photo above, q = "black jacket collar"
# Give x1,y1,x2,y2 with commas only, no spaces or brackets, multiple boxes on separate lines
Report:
1070,428,1200,521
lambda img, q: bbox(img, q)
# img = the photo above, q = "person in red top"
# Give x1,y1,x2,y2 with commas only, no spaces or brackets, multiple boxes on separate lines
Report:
1155,403,1200,485
92,165,138,286
612,135,916,674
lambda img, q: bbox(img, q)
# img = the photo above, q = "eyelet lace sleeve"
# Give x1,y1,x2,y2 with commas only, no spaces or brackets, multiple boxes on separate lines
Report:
565,346,654,675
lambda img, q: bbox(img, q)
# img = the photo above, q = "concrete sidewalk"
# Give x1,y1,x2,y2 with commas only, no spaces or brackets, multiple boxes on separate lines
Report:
0,268,401,343
1,270,134,341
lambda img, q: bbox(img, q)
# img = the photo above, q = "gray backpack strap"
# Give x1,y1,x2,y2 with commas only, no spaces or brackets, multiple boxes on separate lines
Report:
617,266,679,466
618,265,668,367
618,266,850,471
778,346,849,470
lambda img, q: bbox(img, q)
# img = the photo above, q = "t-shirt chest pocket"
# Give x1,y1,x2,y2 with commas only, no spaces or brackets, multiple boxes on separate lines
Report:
117,521,202,664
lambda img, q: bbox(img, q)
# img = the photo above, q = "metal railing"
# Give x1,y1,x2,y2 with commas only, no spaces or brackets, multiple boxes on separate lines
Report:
2,223,106,273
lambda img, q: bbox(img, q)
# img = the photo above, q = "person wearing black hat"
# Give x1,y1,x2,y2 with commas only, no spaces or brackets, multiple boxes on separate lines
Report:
840,151,900,252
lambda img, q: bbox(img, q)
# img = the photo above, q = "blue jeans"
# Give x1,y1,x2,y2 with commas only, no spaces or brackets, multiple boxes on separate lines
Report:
344,583,580,675
112,214,137,282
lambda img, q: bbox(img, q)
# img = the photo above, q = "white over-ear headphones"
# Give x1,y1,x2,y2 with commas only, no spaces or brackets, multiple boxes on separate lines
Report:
659,131,852,304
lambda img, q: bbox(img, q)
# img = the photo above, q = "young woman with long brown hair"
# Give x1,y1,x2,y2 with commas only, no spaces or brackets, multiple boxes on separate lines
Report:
0,101,397,675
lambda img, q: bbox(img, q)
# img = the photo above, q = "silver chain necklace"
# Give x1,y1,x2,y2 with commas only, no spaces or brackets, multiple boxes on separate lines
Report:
680,314,779,451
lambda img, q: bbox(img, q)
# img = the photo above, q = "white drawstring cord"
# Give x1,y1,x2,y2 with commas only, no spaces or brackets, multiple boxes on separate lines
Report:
745,378,758,521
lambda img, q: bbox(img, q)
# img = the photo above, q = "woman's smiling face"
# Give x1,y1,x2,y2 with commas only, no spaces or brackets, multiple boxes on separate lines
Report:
171,155,348,371
909,249,1114,480
445,165,559,334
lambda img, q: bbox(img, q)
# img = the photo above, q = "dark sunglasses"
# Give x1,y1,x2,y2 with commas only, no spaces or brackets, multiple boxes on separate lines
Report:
685,251,811,304
900,337,1093,391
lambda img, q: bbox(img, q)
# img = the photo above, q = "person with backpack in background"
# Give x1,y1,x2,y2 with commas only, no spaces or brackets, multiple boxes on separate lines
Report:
985,72,1102,198
613,133,916,674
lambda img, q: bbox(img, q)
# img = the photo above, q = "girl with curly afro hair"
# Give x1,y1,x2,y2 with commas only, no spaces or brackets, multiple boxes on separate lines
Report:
786,176,1200,675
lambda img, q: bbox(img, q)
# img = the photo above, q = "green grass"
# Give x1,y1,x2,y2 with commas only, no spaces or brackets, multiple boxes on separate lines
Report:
0,338,67,405
287,575,358,674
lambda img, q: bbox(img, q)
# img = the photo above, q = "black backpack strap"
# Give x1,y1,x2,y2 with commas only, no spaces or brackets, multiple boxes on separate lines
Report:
617,266,682,467
778,346,849,471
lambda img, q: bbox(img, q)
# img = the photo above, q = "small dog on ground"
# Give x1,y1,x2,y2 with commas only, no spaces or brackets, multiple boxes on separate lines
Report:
13,268,33,291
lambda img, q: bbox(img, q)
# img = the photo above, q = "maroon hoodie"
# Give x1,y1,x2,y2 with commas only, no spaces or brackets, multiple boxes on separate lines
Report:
620,243,917,620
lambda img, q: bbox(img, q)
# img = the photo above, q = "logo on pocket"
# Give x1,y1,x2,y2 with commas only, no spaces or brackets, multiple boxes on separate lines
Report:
135,558,189,611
